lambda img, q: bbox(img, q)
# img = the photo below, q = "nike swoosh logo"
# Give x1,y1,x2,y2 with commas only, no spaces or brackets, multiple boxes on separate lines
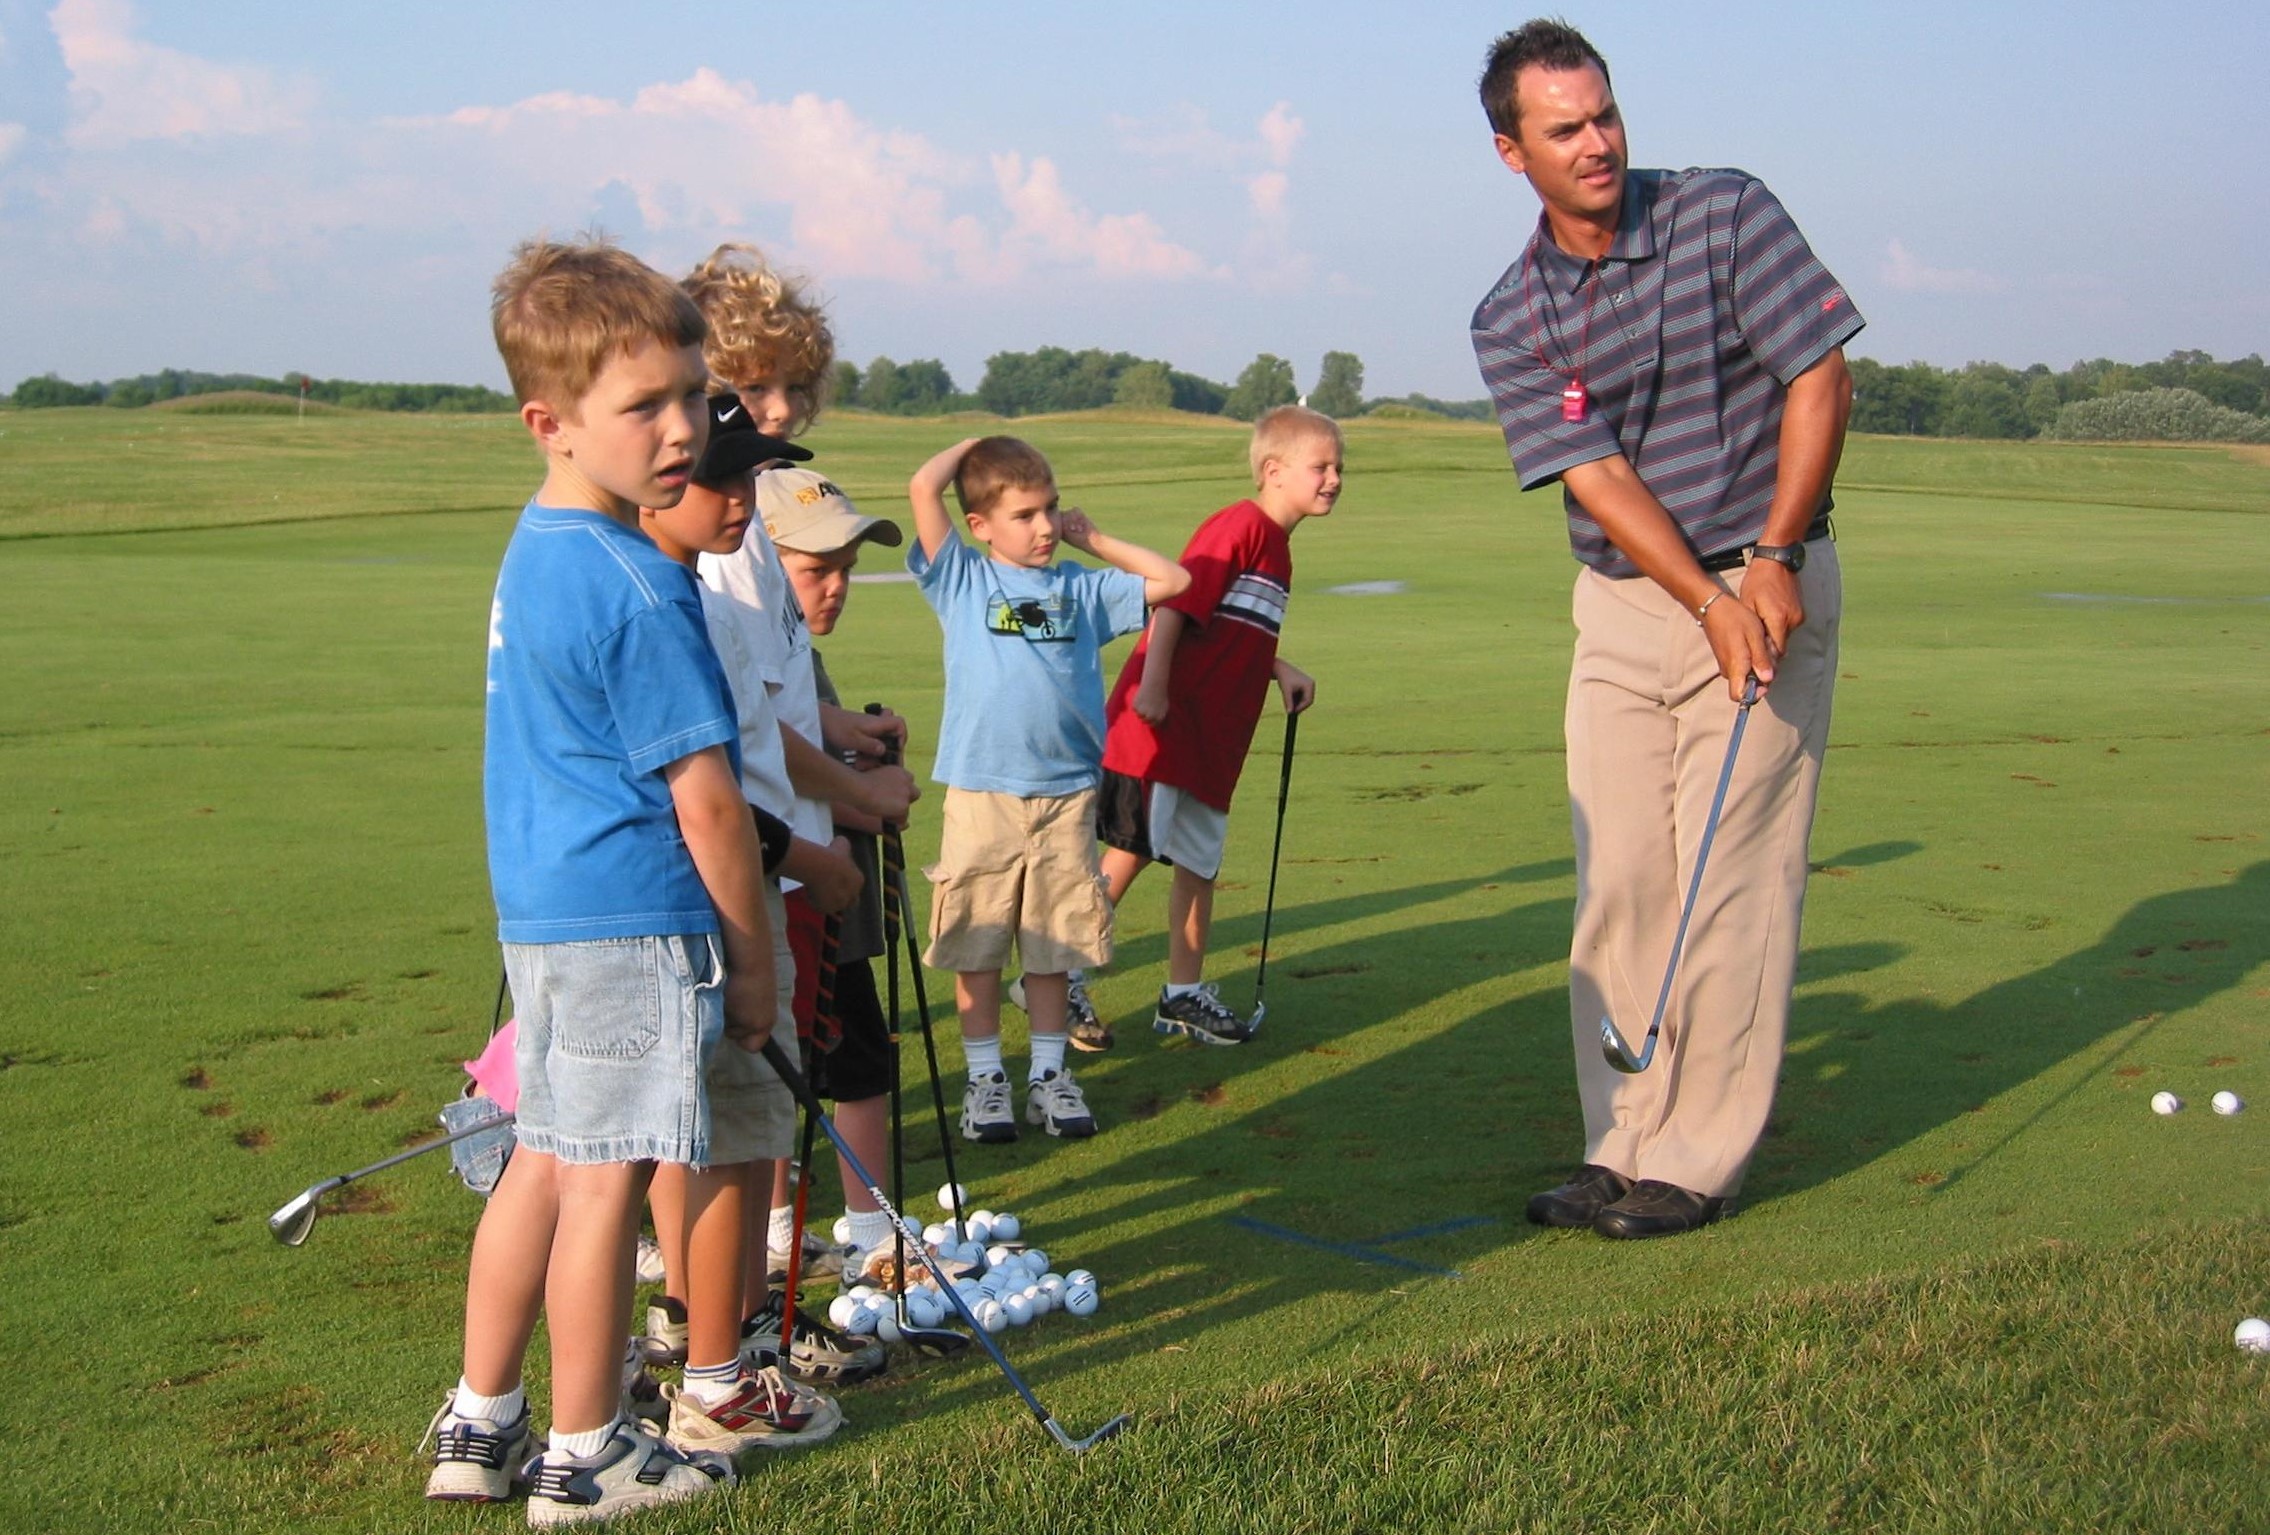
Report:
718,403,742,422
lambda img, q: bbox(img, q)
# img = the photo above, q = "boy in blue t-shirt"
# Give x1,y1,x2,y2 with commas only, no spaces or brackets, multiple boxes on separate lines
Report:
907,436,1187,1141
422,238,772,1524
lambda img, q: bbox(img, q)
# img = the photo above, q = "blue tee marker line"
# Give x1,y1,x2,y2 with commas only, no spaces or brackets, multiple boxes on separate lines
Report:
1224,1214,1499,1278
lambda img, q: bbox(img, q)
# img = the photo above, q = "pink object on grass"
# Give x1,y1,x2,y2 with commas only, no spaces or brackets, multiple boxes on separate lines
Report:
462,1019,520,1116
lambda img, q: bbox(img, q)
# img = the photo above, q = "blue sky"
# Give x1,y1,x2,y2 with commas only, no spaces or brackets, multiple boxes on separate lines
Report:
1,0,2263,399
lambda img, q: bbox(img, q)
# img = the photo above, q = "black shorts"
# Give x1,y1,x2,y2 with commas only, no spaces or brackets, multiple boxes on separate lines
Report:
806,955,891,1104
1097,769,1171,867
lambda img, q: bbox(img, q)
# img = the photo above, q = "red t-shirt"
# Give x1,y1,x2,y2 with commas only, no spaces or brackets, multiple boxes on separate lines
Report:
1102,500,1291,810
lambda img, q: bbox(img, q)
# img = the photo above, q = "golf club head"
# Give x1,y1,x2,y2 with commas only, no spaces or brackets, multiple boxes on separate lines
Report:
1599,1016,1656,1074
899,1324,973,1359
1045,1412,1134,1453
267,1177,341,1247
1244,1000,1266,1037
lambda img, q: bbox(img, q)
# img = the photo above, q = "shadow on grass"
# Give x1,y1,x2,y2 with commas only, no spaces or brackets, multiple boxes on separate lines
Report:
1750,859,2270,1204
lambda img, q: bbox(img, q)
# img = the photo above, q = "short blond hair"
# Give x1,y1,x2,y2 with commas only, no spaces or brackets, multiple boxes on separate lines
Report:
1250,405,1343,485
954,436,1056,520
490,236,704,412
681,243,836,434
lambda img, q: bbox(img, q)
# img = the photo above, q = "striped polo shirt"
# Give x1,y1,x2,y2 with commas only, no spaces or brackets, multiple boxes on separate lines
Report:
1471,168,1864,576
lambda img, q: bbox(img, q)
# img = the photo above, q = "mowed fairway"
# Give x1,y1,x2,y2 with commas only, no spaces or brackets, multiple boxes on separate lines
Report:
3,406,2267,1532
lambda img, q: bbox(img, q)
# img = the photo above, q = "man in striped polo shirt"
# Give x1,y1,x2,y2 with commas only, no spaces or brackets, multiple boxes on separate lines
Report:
1470,19,1861,1239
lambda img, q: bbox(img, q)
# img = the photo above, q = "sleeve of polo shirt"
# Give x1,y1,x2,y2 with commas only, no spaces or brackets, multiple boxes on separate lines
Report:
598,599,739,775
1471,277,1622,491
1161,511,1242,627
1727,179,1866,385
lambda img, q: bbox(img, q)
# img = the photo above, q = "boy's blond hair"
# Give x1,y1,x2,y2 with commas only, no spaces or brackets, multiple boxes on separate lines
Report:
953,436,1056,521
1249,404,1343,486
681,243,836,434
490,236,705,412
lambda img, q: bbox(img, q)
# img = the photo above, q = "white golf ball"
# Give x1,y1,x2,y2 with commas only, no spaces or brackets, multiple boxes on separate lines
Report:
923,1222,953,1247
2151,1091,2184,1116
871,1308,903,1343
1063,1281,1099,1317
1003,1292,1034,1326
1038,1272,1066,1299
832,1215,854,1245
1024,1285,1053,1316
975,1299,1008,1334
2236,1318,2270,1354
991,1212,1022,1240
2213,1091,2246,1116
963,1216,994,1246
936,1182,968,1212
906,1288,942,1327
827,1294,863,1330
956,1239,988,1266
987,1243,1017,1269
1065,1268,1095,1288
848,1284,879,1303
1021,1247,1049,1274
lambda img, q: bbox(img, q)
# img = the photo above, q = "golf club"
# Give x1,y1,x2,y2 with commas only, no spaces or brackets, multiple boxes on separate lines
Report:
760,1038,1131,1453
776,914,841,1359
1247,708,1300,1033
1600,676,1761,1074
268,1108,513,1246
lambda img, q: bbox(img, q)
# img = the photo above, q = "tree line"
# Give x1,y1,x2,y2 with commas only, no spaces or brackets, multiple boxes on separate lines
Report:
831,347,1383,421
4,368,514,413
1852,351,2269,442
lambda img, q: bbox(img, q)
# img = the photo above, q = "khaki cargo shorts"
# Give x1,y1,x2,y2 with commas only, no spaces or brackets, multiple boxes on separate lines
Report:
923,787,1113,975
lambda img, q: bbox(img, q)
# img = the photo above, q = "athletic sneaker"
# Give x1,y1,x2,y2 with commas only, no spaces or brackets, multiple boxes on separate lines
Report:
524,1418,732,1527
1009,971,1114,1052
961,1069,1018,1143
765,1227,849,1284
633,1233,667,1288
1152,983,1255,1046
1026,1068,1098,1138
620,1349,666,1428
662,1367,843,1458
640,1294,688,1367
421,1394,534,1502
743,1288,888,1385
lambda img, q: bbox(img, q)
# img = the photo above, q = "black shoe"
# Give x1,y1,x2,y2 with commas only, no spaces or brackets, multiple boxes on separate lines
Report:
1525,1164,1632,1228
1593,1180,1726,1239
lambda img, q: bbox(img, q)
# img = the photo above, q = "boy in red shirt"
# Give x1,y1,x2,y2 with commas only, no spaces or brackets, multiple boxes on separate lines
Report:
1093,405,1341,1046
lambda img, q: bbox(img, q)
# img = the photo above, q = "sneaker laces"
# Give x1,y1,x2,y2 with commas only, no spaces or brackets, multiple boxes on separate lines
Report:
1032,1069,1089,1115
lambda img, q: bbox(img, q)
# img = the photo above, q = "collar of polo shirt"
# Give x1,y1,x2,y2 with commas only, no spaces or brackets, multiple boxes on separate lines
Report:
1529,170,1664,293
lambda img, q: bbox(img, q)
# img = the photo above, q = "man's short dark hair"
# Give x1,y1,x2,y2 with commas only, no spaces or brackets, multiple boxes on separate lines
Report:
1479,18,1611,140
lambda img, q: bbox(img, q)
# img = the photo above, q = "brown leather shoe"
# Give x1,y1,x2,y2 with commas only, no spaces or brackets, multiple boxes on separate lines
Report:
1593,1179,1726,1239
1525,1164,1632,1228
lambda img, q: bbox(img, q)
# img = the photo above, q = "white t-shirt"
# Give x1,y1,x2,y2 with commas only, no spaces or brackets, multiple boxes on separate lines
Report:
698,531,833,851
697,584,794,822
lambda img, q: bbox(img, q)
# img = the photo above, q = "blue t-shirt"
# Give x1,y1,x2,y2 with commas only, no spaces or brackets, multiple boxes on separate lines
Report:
485,503,741,943
909,535,1149,796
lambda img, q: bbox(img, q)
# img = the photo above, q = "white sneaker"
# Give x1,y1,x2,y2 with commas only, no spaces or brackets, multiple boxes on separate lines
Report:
640,1295,687,1367
421,1393,534,1502
1026,1068,1098,1138
633,1233,667,1288
960,1069,1018,1143
525,1418,733,1526
662,1367,844,1458
1009,972,1113,1052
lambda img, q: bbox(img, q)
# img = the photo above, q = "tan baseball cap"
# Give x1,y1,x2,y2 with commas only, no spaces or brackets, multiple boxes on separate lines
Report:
754,468,903,554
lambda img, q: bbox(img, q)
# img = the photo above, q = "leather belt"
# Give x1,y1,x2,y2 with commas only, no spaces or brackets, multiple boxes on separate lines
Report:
1697,512,1834,574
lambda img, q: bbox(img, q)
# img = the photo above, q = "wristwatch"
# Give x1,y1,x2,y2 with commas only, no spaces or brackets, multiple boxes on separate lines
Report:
1749,542,1806,572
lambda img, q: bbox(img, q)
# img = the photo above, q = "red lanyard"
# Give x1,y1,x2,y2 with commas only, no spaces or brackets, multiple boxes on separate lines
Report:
1522,243,1607,422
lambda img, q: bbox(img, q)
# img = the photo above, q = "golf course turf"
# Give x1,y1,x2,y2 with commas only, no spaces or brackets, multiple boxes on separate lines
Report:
1,406,2264,1531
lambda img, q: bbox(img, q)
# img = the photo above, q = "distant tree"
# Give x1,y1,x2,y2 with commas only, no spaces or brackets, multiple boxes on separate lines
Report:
830,361,861,410
859,356,905,413
1941,364,2032,439
1167,370,1229,415
891,359,957,414
1307,351,1365,418
2022,374,2063,435
1113,361,1174,409
105,380,155,408
1848,359,1949,436
1223,354,1297,422
10,374,105,407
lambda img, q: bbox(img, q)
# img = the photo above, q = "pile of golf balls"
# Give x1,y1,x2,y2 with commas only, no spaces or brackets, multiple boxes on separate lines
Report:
884,1187,1102,1335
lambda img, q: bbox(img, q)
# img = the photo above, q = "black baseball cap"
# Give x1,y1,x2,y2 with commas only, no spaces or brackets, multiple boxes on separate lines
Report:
693,393,812,486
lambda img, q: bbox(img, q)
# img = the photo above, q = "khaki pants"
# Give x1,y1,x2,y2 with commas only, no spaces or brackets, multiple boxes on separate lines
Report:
1565,544,1841,1199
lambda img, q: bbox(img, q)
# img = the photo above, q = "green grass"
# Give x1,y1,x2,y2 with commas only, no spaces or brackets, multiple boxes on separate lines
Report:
2,408,2267,1531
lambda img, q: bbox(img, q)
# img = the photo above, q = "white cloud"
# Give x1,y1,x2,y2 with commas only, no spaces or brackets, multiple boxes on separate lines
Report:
1880,238,2006,296
1256,102,1303,168
1247,170,1289,221
990,152,1215,282
50,0,312,147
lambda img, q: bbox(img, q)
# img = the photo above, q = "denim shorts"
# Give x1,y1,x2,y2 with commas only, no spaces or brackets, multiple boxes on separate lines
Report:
503,933,723,1166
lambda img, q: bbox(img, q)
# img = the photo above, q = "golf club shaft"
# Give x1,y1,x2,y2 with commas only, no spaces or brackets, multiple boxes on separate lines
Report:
759,1038,1068,1434
336,1110,512,1187
1253,709,1299,1005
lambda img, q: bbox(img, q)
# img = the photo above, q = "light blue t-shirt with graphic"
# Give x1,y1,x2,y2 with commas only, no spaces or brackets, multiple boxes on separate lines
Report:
909,535,1148,797
485,503,741,944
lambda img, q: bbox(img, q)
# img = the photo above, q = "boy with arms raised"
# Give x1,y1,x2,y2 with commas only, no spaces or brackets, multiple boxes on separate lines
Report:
1097,406,1339,1046
908,437,1188,1141
424,238,755,1524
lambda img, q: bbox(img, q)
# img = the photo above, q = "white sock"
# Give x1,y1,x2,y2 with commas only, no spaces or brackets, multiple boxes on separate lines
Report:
1165,982,1203,999
549,1418,620,1460
845,1207,893,1254
682,1358,742,1409
1029,1032,1067,1081
453,1377,524,1426
964,1034,1005,1080
766,1204,797,1254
